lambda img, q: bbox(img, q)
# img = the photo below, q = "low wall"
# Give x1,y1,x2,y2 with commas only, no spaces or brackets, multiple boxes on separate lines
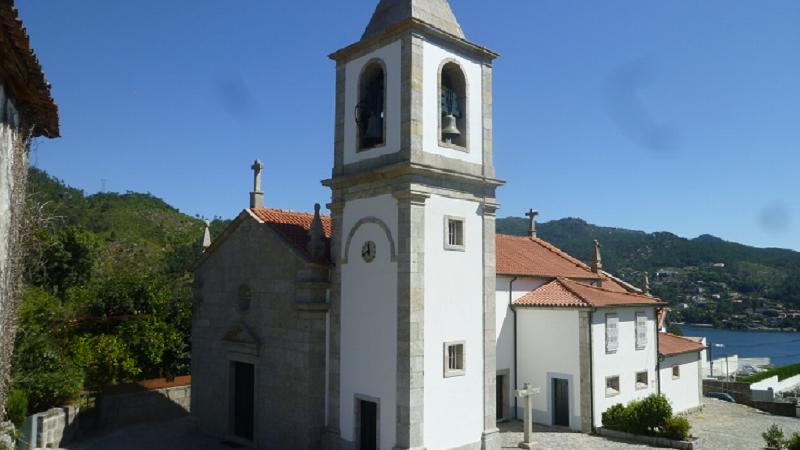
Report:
97,384,190,430
702,380,752,404
751,400,797,418
751,374,800,394
17,405,79,450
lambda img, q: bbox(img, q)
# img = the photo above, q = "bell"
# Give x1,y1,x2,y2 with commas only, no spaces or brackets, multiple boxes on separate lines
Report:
364,114,383,142
442,114,461,142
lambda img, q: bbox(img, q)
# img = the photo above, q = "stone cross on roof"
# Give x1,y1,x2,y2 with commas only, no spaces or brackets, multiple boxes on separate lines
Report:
250,160,264,209
363,0,465,39
642,271,650,295
525,209,539,239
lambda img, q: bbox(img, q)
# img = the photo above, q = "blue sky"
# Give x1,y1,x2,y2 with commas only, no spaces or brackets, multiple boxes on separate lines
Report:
17,1,800,251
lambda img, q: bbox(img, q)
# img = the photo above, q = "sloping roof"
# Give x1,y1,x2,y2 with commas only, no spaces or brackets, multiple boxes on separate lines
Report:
659,332,706,357
0,0,58,137
514,277,665,309
496,234,601,279
363,0,464,39
250,208,332,263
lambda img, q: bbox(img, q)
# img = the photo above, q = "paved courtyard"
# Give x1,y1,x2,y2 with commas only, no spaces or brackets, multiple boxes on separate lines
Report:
65,398,800,450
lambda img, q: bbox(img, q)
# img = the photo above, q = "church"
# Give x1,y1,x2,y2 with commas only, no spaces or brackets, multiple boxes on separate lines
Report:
191,1,705,449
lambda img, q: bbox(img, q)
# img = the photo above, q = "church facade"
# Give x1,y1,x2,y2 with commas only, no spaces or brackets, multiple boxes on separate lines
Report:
191,1,704,449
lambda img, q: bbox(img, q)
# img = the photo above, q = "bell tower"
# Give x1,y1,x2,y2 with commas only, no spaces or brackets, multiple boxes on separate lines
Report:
324,1,502,449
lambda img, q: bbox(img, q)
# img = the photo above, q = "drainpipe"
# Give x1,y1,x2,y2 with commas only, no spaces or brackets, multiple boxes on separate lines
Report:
656,323,662,396
509,276,519,419
588,308,596,432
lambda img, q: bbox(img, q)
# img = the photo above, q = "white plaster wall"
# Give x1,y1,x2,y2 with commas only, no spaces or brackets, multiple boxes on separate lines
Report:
340,194,399,449
423,195,483,450
494,276,547,420
421,40,483,164
751,373,800,393
703,354,738,378
344,40,402,165
659,352,703,413
516,308,583,431
592,307,658,427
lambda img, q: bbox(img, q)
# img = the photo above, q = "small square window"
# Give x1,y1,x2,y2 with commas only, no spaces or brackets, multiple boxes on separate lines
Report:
672,366,680,380
606,376,620,397
636,371,648,390
444,341,465,377
444,216,465,251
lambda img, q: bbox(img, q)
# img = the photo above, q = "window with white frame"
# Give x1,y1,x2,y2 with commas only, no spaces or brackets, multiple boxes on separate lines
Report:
635,312,647,350
606,375,620,397
444,341,465,377
444,216,465,251
605,313,619,353
672,365,680,379
636,371,648,390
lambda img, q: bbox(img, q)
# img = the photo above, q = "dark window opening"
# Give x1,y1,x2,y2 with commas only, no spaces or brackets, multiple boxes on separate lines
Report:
356,62,386,150
440,63,467,148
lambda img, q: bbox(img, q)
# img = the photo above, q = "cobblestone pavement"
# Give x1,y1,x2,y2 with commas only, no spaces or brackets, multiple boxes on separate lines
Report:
64,398,800,449
690,398,800,449
498,421,653,449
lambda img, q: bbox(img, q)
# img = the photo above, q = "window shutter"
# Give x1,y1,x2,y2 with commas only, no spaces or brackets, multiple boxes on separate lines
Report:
636,313,647,349
606,314,618,352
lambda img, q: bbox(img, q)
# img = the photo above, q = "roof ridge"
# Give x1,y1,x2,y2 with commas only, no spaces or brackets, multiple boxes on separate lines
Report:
561,276,660,302
553,277,592,307
249,207,331,218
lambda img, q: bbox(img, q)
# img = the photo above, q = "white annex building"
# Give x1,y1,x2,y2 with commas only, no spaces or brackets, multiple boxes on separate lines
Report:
191,1,706,449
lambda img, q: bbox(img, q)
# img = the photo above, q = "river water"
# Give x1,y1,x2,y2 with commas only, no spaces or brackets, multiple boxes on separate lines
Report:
677,325,800,367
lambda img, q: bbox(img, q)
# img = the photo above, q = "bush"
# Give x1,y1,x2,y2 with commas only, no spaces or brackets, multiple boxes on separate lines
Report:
601,403,626,431
787,432,800,450
763,424,786,449
5,389,28,428
637,394,672,433
662,416,691,441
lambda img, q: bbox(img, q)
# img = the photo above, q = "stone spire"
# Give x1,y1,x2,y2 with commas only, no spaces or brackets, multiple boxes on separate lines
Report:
525,209,539,239
250,160,264,209
591,240,603,274
307,203,326,261
362,0,465,39
642,271,651,295
202,220,212,251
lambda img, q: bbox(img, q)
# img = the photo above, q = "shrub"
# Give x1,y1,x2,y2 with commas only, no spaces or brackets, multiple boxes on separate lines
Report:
5,389,28,428
601,403,626,431
637,394,672,433
763,424,786,449
662,416,691,441
787,432,800,450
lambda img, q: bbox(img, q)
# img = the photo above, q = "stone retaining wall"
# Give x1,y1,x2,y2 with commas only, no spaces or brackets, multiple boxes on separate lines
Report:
18,405,79,450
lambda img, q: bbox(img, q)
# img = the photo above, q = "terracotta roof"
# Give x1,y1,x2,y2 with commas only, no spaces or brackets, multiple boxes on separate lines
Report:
514,277,665,309
249,208,332,263
659,332,706,357
0,0,59,137
496,234,601,279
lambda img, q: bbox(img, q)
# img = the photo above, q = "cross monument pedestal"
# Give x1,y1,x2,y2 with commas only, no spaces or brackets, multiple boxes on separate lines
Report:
515,383,541,449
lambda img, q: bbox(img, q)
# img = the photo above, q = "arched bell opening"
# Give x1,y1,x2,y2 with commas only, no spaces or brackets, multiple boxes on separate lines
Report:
440,62,467,148
356,60,386,150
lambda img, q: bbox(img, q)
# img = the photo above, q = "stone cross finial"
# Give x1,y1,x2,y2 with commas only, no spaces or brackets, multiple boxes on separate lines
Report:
250,160,265,209
307,203,326,260
525,209,539,238
515,383,541,449
642,271,650,295
592,239,603,274
202,220,212,251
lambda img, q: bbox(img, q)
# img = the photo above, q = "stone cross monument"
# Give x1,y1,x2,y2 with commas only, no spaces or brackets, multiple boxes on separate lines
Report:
515,383,540,449
525,209,539,238
250,160,264,208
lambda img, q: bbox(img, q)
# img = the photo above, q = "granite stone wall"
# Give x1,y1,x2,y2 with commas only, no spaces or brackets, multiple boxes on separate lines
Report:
192,216,328,449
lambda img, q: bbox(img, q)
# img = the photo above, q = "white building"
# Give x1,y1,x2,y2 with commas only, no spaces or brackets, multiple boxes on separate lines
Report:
192,0,706,448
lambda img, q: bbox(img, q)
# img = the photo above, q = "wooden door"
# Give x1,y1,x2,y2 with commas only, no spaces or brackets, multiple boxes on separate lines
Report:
553,378,569,427
233,362,255,441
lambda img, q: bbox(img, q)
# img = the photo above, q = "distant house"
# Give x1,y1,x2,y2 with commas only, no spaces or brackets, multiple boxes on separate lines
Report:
0,0,59,408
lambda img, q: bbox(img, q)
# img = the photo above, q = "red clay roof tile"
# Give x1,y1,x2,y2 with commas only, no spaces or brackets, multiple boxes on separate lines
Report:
496,234,600,279
659,332,706,357
250,208,331,263
514,277,664,309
